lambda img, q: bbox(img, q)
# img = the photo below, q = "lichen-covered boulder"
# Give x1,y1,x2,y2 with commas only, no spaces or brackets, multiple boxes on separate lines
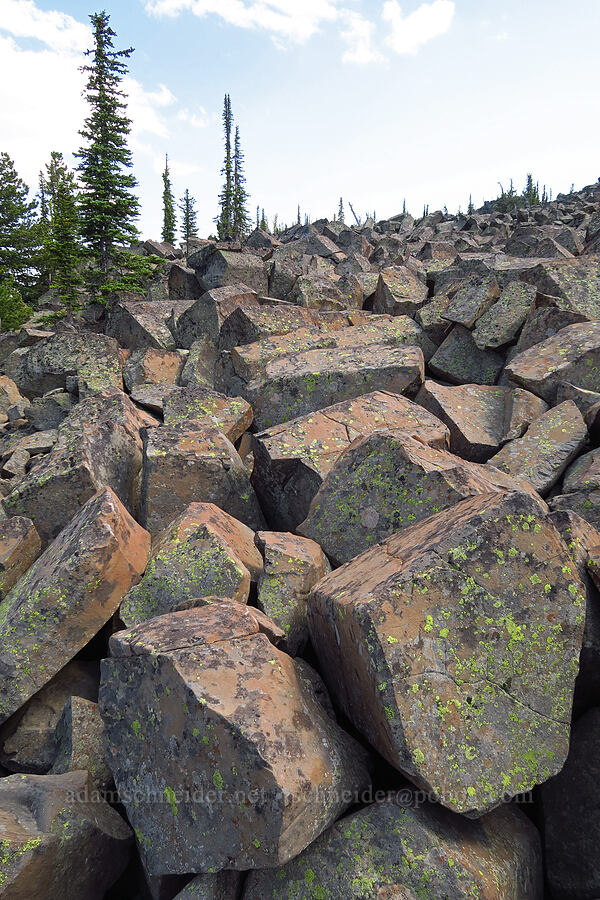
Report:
50,696,112,790
162,386,253,443
428,326,504,385
139,424,265,534
521,257,600,319
243,794,543,900
255,531,330,655
550,489,600,531
174,873,242,899
189,245,268,295
219,304,326,350
179,338,219,389
0,515,41,598
105,299,181,350
0,770,132,899
299,430,534,565
0,488,150,725
172,284,260,348
120,502,262,627
488,400,588,495
25,390,73,431
99,601,370,875
442,274,500,329
0,375,28,424
308,491,585,816
563,445,600,494
372,266,428,316
472,281,536,349
123,347,185,391
251,390,449,531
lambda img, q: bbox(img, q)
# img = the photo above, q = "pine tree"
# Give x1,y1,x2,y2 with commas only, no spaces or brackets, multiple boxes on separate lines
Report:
179,189,198,256
338,197,345,224
297,204,301,225
76,11,139,276
42,152,83,314
522,173,540,207
215,94,233,239
161,153,176,244
256,206,260,230
260,208,268,232
37,170,51,294
0,152,39,299
467,194,475,214
232,125,250,240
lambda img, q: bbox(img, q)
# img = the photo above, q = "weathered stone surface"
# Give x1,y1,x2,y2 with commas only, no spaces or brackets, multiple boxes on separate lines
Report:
179,338,218,389
290,273,346,311
0,661,98,774
219,304,323,349
514,306,585,354
372,266,428,316
123,347,185,391
174,872,243,899
428,326,504,385
0,488,150,725
162,387,253,442
246,344,424,431
120,502,262,627
252,391,449,531
299,430,534,565
564,446,600,493
0,515,41,598
308,491,584,816
168,261,203,303
130,382,180,415
550,490,600,531
472,281,536,349
255,531,330,655
541,708,600,900
521,257,600,318
106,299,180,350
506,321,600,402
0,770,132,899
0,375,28,424
100,601,370,875
417,380,548,461
488,400,588,495
243,796,543,900
416,293,453,344
172,284,259,348
3,388,147,545
50,696,112,789
442,274,500,329
25,390,73,431
189,245,268,295
140,424,265,535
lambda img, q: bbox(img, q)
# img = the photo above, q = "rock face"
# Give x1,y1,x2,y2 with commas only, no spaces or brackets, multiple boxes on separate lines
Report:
308,491,585,816
0,516,41,598
100,601,370,875
162,386,253,442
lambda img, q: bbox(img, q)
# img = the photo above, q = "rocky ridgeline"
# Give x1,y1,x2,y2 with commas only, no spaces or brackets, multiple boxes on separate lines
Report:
0,182,599,899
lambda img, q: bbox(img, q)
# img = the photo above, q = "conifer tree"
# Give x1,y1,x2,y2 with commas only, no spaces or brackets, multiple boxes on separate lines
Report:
161,154,176,244
215,94,233,239
338,197,345,223
76,11,139,274
256,206,260,230
522,173,540,207
179,189,198,256
467,194,475,214
42,152,83,313
232,125,250,240
0,152,39,299
297,204,301,225
260,208,268,232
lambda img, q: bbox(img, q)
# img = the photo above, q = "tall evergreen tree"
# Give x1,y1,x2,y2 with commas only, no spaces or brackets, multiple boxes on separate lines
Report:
260,208,268,232
179,189,198,256
338,197,345,223
522,173,540,207
232,125,250,239
76,11,139,274
297,204,301,225
161,153,176,244
0,152,39,298
42,152,83,313
215,94,233,239
256,205,260,230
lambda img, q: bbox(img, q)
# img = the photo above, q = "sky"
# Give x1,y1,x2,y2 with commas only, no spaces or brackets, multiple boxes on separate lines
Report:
0,0,599,240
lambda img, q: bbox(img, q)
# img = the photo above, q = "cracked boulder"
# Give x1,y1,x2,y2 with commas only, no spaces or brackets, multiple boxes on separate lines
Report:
308,491,585,816
0,488,150,725
99,601,370,875
171,284,260,348
179,339,219,389
371,266,428,316
243,795,542,900
140,424,265,534
50,696,112,791
251,390,449,531
0,516,41,598
0,770,132,899
428,326,504,386
441,274,500,329
123,348,185,391
189,246,268,295
106,299,182,351
162,387,253,443
472,281,536,350
299,430,534,565
120,502,262,627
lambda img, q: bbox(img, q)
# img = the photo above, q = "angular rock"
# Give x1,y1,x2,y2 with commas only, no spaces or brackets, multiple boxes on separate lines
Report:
130,382,180,415
252,390,449,531
0,771,132,899
428,326,504,385
105,299,180,351
472,281,536,349
243,796,542,900
0,488,150,724
488,400,588,495
174,873,243,900
172,284,259,348
550,490,600,531
179,338,218,388
140,424,265,535
308,491,585,816
0,515,41,598
189,245,268,295
100,601,370,875
123,348,185,391
514,306,585,354
0,375,28,423
50,696,112,790
442,274,500,329
162,387,253,443
255,531,330,655
290,273,346,311
564,446,600,494
372,266,428,316
120,502,262,627
416,293,453,345
521,257,600,319
219,304,328,350
299,430,534,565
25,390,73,431
168,261,202,303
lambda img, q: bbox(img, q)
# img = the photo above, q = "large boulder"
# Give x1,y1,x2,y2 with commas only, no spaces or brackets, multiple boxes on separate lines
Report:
520,257,600,319
251,390,449,531
371,266,428,316
0,515,41,598
189,245,268,295
472,281,536,349
105,299,181,350
308,491,585,816
428,326,504,385
441,274,500,329
50,696,112,790
123,347,185,391
218,304,335,349
171,284,259,348
0,488,150,725
99,602,370,875
162,386,253,442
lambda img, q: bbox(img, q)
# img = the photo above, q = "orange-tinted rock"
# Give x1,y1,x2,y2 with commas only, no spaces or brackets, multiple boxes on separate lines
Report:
0,515,41,598
50,696,112,790
0,488,150,725
372,266,428,316
172,284,259,347
0,375,28,423
162,387,253,442
123,348,185,391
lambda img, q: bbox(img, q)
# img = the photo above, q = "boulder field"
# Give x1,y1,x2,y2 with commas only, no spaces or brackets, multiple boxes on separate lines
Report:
1,182,600,898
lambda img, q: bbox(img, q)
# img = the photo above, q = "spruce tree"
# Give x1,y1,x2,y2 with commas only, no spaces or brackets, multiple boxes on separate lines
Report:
76,11,139,275
179,189,198,256
338,197,345,223
0,152,39,299
161,153,176,244
215,94,233,239
43,152,83,314
256,206,260,230
260,208,268,232
232,125,250,240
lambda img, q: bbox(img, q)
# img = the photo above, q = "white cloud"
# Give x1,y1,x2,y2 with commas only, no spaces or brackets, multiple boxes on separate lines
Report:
495,31,509,42
178,107,211,129
125,80,176,145
0,0,90,52
341,11,385,65
382,0,455,55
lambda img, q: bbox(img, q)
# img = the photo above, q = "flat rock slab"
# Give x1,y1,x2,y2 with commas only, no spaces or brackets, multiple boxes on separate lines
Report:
506,322,600,402
521,258,600,319
299,430,535,565
100,601,370,875
372,266,429,316
0,488,150,725
246,344,424,430
162,387,253,443
488,400,588,495
218,305,344,350
106,299,185,351
140,424,265,535
123,348,185,391
243,796,542,900
0,515,41,598
564,446,600,493
0,770,132,899
308,491,585,816
417,380,548,462
428,326,504,385
251,390,449,531
442,274,500,329
472,281,536,349
120,502,262,627
514,306,586,354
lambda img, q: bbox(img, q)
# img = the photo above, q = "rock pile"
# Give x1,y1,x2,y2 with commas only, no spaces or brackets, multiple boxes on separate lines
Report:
0,181,600,897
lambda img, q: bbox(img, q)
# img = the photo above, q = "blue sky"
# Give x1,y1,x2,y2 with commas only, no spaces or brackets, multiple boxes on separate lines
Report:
0,0,599,239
